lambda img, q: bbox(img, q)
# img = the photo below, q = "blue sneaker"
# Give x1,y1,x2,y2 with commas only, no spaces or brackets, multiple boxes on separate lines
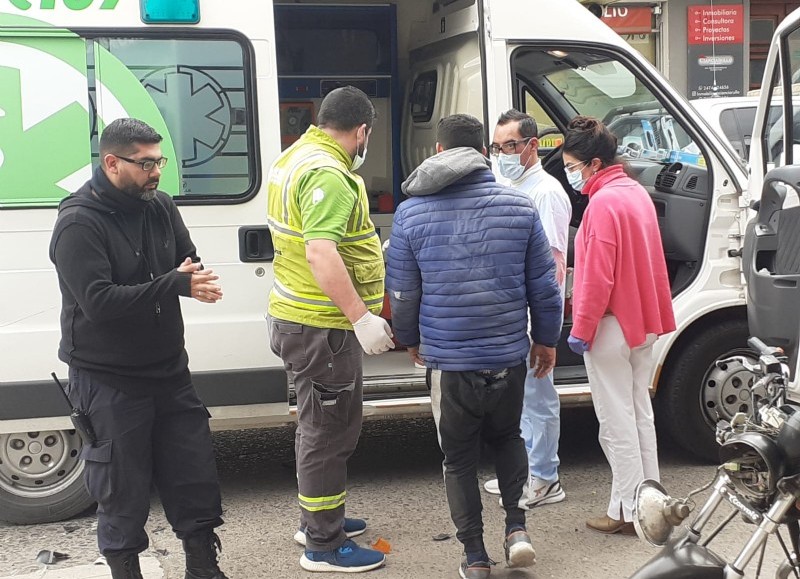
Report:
300,539,385,573
293,518,368,546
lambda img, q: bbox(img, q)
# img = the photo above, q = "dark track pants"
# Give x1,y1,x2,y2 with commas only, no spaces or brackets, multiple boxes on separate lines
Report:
430,364,528,552
67,367,223,557
269,317,363,552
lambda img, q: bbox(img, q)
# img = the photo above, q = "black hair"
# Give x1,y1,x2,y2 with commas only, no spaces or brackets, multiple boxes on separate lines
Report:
317,86,377,132
99,118,162,157
562,115,618,167
496,109,538,139
437,114,484,152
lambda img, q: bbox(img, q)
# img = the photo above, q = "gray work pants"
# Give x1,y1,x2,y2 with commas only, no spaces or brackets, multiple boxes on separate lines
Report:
269,317,363,552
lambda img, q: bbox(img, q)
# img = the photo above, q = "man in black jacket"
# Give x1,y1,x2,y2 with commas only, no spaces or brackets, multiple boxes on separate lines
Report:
49,118,229,579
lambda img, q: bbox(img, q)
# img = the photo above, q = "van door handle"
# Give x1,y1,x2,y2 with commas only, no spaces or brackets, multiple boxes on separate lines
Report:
238,226,274,262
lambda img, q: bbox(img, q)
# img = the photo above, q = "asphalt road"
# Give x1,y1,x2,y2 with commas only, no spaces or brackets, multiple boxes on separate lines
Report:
0,408,791,578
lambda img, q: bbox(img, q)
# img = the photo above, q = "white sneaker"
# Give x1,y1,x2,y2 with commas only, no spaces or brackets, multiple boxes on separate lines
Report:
525,476,566,507
483,478,500,495
497,476,566,509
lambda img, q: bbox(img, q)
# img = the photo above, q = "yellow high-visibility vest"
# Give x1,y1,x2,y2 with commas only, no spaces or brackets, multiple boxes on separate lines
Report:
267,126,384,329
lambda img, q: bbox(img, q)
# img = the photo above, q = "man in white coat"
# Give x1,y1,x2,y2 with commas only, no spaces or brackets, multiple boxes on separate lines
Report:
484,109,572,508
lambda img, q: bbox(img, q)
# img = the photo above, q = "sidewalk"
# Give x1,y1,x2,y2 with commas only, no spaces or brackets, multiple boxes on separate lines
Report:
0,557,162,579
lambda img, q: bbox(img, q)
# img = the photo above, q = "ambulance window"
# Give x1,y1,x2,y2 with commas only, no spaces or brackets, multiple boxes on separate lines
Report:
522,91,563,156
0,35,94,208
89,35,256,199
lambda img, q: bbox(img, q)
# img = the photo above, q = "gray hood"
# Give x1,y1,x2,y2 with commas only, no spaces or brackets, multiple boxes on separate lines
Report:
401,147,490,197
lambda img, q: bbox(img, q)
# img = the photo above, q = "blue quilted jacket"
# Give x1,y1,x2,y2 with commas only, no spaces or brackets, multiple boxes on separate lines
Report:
385,147,562,371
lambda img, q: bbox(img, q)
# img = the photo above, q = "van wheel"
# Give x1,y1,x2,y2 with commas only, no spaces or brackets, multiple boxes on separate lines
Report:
656,317,755,462
0,429,93,524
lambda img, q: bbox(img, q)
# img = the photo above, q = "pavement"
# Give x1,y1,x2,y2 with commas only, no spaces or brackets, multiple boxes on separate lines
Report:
0,409,792,578
0,558,162,579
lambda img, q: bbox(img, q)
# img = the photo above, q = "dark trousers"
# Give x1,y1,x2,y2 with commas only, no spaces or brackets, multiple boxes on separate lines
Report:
67,367,223,557
430,364,528,552
269,317,363,552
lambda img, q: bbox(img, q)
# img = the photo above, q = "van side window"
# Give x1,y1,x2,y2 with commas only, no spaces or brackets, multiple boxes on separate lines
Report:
523,91,563,156
512,46,720,294
409,71,438,123
512,48,703,175
763,28,800,169
89,35,256,200
719,107,755,160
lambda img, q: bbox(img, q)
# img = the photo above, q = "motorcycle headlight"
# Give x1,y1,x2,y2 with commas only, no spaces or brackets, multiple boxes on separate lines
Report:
719,431,784,500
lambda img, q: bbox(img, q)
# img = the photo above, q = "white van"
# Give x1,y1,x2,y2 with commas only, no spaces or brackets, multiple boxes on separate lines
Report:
0,0,755,524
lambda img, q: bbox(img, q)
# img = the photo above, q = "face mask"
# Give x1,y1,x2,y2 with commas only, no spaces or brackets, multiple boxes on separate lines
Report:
565,161,588,191
351,132,368,172
497,153,525,181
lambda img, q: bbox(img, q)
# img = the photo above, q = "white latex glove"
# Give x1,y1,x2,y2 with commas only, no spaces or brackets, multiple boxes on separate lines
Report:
352,312,395,355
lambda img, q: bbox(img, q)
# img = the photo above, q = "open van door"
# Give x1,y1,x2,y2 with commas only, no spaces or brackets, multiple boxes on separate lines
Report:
744,6,800,384
480,0,755,461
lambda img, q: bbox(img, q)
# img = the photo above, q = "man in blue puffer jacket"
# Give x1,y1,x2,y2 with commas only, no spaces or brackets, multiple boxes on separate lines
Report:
386,114,562,579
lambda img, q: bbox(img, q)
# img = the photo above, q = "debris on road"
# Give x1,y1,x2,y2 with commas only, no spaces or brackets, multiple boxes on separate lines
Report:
372,537,392,554
35,551,70,565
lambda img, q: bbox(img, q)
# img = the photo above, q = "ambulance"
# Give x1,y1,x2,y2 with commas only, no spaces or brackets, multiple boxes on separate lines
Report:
0,0,768,524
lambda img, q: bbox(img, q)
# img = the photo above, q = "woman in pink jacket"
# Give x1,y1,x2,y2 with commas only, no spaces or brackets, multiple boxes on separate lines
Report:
562,116,676,535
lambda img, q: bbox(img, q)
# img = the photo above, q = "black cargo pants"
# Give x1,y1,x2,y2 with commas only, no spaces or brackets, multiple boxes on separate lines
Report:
429,363,528,552
269,317,363,552
66,367,224,556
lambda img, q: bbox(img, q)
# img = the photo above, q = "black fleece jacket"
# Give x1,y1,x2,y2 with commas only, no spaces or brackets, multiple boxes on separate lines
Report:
49,167,197,392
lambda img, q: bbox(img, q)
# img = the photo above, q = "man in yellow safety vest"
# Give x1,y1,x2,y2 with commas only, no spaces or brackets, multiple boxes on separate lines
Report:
266,86,393,574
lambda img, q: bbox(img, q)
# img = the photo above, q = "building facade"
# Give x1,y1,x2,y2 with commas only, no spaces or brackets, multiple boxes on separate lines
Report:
586,0,800,97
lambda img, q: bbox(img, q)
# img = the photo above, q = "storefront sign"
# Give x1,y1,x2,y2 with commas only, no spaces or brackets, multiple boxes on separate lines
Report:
602,6,652,34
687,4,745,98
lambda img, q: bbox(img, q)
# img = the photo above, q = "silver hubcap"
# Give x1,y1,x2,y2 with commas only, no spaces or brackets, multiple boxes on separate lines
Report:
701,350,758,427
0,430,84,499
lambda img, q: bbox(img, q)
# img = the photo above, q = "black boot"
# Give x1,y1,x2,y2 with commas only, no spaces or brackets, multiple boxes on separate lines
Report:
183,531,229,579
106,553,144,579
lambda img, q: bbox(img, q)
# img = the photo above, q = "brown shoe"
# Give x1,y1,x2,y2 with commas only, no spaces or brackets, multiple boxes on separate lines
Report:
585,514,636,535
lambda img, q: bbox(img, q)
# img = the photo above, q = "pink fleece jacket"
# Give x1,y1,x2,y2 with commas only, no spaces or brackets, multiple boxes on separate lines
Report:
571,165,676,348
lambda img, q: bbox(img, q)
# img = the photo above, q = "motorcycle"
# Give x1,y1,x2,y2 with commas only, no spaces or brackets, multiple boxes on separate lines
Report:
631,337,800,579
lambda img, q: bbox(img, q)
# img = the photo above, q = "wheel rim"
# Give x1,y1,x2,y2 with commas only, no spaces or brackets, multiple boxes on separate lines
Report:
700,348,758,427
0,430,84,499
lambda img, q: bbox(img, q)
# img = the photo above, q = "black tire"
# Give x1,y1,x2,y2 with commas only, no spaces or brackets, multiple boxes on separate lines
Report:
656,316,755,463
0,429,94,524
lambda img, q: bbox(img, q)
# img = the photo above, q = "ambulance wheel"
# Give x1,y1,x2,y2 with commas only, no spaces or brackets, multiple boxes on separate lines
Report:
656,316,755,463
0,429,93,524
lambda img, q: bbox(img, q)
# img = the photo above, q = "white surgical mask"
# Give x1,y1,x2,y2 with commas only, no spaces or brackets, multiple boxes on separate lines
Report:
351,132,368,172
564,161,588,191
497,153,525,181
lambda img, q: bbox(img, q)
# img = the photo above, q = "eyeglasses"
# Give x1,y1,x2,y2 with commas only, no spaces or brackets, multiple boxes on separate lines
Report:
489,138,533,156
117,155,169,171
564,160,587,172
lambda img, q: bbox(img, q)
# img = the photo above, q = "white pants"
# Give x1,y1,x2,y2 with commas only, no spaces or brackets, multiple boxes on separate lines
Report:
584,316,659,522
